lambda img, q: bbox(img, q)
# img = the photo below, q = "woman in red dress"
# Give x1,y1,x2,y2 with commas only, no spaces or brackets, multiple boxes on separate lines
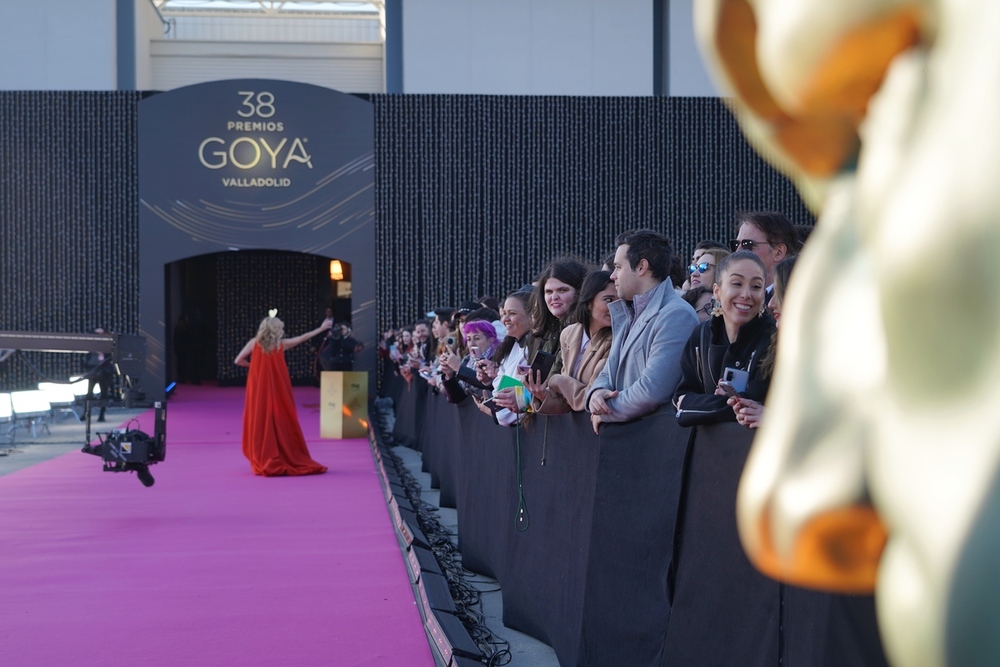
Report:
234,312,332,476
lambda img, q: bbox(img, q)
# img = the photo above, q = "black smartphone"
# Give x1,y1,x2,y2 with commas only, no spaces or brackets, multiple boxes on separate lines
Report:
480,395,502,413
529,350,556,379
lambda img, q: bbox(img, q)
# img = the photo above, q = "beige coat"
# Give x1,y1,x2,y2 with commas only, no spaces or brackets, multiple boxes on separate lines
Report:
535,323,612,414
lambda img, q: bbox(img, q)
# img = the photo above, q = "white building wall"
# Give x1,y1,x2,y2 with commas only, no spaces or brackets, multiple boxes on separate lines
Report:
135,0,164,90
402,0,653,95
668,0,719,96
148,41,384,93
0,0,117,90
0,0,720,97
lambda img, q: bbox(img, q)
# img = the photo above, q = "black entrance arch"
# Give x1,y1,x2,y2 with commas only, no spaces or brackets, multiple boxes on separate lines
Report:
138,80,375,400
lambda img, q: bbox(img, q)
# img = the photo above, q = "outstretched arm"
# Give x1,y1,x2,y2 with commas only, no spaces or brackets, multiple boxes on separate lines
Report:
234,338,255,367
282,318,333,351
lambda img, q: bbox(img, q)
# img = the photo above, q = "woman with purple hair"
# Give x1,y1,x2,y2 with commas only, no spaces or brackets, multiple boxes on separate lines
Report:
439,309,500,404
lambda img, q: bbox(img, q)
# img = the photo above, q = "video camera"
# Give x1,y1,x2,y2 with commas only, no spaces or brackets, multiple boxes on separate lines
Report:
83,399,167,488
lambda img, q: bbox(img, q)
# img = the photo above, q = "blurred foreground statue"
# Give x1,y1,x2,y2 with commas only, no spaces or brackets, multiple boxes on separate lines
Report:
695,1,1000,665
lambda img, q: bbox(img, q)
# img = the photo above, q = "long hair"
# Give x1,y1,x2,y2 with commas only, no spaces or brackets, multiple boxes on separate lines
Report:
398,326,415,355
255,316,284,353
759,256,798,378
532,257,589,341
573,269,614,346
697,246,731,270
492,289,533,365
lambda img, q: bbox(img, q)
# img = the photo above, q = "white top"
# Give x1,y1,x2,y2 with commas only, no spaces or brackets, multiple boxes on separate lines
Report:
492,339,528,426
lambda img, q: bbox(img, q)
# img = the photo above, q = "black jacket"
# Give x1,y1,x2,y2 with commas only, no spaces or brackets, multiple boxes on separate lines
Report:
673,313,775,426
318,332,359,371
441,357,493,404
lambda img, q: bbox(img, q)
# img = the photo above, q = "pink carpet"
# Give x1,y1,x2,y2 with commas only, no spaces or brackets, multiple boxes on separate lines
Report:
0,385,434,667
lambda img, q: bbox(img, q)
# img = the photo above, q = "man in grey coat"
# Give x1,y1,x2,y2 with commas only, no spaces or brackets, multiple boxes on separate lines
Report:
587,229,699,433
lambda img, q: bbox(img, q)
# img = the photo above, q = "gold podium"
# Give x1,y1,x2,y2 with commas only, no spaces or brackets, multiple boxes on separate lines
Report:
320,371,369,439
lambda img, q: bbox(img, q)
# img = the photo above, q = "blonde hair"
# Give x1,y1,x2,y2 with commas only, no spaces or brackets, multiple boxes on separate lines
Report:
255,316,285,353
699,246,731,268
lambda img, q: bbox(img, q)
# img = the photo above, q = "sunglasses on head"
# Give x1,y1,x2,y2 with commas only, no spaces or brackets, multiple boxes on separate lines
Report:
688,262,715,275
729,239,772,252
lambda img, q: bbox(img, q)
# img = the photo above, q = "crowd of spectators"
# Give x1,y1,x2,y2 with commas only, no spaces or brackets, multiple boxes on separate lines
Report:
377,210,890,665
379,210,804,433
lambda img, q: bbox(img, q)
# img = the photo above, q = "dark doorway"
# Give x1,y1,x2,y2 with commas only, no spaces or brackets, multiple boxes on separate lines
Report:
166,251,352,388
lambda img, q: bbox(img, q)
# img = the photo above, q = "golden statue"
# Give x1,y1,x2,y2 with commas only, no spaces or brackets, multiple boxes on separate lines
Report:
694,2,1000,665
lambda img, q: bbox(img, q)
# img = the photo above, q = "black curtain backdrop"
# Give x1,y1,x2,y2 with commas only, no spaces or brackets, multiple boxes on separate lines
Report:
0,92,811,391
373,95,813,332
0,91,142,388
215,250,332,386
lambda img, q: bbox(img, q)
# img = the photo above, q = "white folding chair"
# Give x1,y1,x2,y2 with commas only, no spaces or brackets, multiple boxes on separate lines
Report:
69,376,96,399
10,390,52,440
38,382,80,422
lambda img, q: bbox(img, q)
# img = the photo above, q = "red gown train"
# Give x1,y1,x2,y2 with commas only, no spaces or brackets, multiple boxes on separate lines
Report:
242,342,327,476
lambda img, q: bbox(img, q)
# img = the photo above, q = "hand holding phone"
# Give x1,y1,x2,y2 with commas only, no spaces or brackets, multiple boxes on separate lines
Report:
529,350,556,380
718,381,740,400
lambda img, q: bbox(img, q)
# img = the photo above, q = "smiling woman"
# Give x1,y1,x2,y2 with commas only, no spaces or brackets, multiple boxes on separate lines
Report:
525,269,616,414
530,257,590,380
672,251,775,426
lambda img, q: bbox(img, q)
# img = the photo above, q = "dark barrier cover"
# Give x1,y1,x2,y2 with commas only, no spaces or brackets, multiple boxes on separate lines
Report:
783,586,888,666
662,422,781,666
420,389,684,667
454,397,516,581
499,413,600,665
579,411,689,667
391,378,424,450
420,390,463,507
662,423,889,666
417,387,443,488
403,383,888,667
381,366,405,406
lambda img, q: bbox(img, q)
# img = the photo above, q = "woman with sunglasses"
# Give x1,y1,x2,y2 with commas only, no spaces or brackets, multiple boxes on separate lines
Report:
673,251,775,426
688,244,730,290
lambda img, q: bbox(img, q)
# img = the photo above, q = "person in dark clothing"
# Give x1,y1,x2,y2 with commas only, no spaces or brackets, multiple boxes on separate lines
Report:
673,251,776,426
439,309,500,404
317,322,361,372
83,327,114,422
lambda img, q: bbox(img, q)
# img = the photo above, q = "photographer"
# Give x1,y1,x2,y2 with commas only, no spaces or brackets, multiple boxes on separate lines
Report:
83,327,114,422
318,322,362,372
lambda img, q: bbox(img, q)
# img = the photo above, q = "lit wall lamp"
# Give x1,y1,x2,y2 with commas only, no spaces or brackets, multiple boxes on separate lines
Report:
329,259,344,281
